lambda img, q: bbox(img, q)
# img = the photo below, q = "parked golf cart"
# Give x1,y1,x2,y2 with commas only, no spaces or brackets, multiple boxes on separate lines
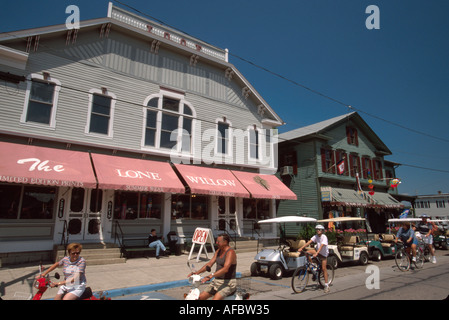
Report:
368,218,421,261
431,219,449,250
317,217,369,268
250,216,317,280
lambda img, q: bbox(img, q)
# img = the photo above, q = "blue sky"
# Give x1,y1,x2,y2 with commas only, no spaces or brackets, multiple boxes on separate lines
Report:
1,0,448,196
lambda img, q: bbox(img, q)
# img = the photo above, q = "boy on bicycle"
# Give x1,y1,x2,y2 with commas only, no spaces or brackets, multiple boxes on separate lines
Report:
395,222,418,262
297,224,330,293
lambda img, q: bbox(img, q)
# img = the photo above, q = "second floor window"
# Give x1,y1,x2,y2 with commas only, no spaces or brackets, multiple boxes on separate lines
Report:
321,148,335,173
217,121,230,155
86,89,116,137
249,128,260,160
21,74,61,128
143,91,195,153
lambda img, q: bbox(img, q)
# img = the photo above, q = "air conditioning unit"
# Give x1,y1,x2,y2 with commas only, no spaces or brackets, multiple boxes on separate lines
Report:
281,166,294,175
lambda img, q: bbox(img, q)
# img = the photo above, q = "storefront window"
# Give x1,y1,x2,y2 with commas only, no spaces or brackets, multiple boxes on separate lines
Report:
114,191,162,220
171,194,208,220
0,184,55,219
243,198,270,220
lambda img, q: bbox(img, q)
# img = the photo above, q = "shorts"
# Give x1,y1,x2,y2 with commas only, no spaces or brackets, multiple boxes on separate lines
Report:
204,278,237,298
57,283,86,298
422,235,433,245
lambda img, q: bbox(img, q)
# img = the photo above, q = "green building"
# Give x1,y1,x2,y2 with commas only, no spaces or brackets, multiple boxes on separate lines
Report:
277,112,404,235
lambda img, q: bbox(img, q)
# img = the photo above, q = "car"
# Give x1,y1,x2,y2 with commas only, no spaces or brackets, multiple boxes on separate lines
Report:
317,217,370,269
250,216,317,280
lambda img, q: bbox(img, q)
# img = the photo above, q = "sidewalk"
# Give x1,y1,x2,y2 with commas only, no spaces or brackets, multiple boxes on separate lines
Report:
0,250,257,300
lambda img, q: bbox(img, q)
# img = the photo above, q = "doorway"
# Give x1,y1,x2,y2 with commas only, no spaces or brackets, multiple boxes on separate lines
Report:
217,196,240,236
67,188,104,241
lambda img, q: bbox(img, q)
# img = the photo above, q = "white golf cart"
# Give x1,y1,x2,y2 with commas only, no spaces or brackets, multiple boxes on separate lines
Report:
250,216,317,280
317,217,369,269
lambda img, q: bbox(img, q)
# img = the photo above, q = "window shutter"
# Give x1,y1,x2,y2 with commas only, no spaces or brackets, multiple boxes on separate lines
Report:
321,148,326,173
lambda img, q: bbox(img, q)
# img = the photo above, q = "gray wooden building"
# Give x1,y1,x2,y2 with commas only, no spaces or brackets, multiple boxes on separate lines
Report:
0,3,296,264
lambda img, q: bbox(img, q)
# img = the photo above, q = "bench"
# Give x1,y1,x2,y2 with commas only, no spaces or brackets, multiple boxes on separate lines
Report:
121,237,158,258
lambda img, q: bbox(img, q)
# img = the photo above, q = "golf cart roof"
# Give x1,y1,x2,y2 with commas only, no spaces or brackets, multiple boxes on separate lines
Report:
318,217,365,223
258,216,317,224
388,218,421,223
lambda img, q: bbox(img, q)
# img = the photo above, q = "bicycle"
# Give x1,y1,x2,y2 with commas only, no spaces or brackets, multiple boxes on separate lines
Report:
394,241,424,272
291,252,335,293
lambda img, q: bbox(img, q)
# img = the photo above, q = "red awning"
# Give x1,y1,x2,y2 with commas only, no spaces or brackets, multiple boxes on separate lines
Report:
0,141,97,188
174,164,250,198
91,153,185,193
231,170,297,200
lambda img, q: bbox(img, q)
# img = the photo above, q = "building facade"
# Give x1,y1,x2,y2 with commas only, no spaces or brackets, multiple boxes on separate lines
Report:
413,192,449,219
0,3,296,263
278,112,404,234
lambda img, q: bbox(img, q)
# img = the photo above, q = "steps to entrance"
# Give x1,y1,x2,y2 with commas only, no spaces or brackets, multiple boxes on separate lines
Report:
54,243,126,266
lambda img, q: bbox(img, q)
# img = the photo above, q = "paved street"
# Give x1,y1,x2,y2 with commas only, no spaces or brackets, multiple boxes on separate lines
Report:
1,247,448,301
115,250,449,300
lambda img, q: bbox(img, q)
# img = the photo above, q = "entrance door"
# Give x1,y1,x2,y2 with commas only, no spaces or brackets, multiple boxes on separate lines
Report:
67,188,103,241
217,197,240,235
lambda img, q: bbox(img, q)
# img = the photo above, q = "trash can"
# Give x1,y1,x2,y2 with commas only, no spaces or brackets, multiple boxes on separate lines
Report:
167,231,181,255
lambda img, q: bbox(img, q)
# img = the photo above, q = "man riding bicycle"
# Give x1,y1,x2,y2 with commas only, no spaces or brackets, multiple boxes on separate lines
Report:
395,222,418,262
417,214,437,264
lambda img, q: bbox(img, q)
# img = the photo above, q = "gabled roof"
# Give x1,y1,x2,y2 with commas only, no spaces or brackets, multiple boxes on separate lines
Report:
0,3,284,126
280,111,392,155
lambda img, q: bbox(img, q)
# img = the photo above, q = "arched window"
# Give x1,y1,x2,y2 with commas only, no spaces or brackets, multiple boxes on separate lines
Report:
142,89,195,155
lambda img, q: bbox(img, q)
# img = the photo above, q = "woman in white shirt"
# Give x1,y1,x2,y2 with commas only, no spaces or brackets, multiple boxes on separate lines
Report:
297,224,330,293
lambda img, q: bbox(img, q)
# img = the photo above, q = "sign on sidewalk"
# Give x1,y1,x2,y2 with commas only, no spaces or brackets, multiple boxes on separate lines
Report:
188,227,215,262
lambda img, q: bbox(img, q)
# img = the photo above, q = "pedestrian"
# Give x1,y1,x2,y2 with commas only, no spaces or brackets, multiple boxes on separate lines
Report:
148,229,167,259
36,242,87,300
418,215,437,263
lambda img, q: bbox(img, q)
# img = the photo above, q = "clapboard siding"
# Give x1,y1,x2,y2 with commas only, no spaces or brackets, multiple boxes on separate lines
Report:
0,28,275,170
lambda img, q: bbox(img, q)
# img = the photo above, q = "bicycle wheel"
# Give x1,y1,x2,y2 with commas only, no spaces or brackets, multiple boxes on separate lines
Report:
395,248,410,271
291,267,309,293
414,248,424,269
318,264,334,288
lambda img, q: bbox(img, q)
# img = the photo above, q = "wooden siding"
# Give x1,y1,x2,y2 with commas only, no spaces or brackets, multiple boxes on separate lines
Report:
0,29,275,169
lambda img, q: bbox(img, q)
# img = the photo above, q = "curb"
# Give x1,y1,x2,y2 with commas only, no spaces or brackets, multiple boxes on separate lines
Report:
99,272,247,299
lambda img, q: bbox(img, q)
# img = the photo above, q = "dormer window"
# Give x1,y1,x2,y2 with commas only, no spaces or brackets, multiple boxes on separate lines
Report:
346,126,358,146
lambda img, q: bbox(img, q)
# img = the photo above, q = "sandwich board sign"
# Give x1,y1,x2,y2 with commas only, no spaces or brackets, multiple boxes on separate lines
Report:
188,227,215,262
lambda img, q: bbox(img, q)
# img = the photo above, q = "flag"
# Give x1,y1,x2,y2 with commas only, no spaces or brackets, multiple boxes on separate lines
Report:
399,209,409,219
337,159,345,175
356,173,363,193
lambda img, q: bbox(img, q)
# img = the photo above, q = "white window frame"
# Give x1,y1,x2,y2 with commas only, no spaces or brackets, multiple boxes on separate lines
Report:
141,89,196,157
215,118,233,159
20,73,61,129
247,125,262,162
85,88,116,138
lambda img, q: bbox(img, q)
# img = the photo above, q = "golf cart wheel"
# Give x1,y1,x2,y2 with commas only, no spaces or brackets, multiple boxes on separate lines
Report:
250,262,260,276
371,249,382,261
359,252,369,265
327,255,338,269
268,263,283,280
